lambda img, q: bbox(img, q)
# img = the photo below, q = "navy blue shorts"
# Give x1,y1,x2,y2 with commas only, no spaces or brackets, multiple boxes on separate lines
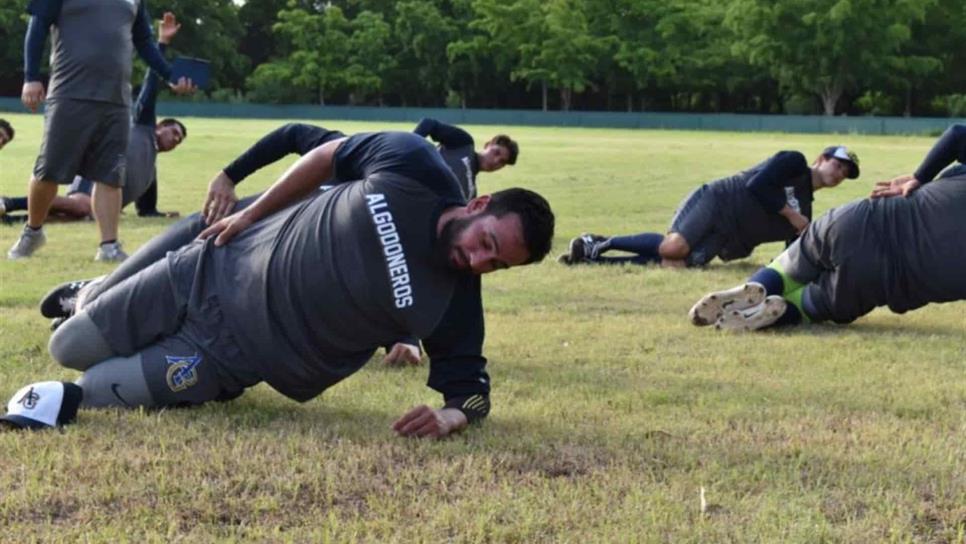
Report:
668,185,726,266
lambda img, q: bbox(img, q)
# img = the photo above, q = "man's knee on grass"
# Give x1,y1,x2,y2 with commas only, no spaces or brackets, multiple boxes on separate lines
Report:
48,312,114,371
658,233,690,261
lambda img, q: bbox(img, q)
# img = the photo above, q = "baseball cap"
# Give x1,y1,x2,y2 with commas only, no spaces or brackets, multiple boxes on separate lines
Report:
0,381,82,430
822,146,860,179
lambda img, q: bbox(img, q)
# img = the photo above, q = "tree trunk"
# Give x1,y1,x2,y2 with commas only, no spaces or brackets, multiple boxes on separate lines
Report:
541,81,548,112
319,87,325,106
560,87,572,111
627,93,633,113
904,87,912,117
820,81,842,115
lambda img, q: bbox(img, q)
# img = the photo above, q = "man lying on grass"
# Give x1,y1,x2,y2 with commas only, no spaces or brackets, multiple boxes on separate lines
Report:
3,131,554,438
40,120,518,365
689,124,966,331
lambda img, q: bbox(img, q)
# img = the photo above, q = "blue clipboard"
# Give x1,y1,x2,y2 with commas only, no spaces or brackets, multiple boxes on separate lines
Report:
170,57,211,90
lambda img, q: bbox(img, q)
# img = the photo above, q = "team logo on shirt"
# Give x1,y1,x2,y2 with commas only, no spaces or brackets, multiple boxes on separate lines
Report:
460,156,475,199
165,354,202,392
785,187,801,213
366,193,414,308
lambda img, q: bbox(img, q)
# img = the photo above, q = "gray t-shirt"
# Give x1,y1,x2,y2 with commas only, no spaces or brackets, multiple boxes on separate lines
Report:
866,173,966,313
166,132,481,403
203,175,459,401
45,0,141,105
121,123,157,205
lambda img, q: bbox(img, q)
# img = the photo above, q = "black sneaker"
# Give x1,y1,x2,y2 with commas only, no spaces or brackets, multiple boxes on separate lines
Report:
579,233,608,260
40,277,100,318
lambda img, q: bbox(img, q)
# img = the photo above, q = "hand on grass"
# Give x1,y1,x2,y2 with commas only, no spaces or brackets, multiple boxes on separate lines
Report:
392,405,467,439
382,342,422,366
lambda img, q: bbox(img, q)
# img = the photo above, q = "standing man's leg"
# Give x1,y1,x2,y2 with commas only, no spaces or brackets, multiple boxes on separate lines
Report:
92,182,123,258
87,103,131,262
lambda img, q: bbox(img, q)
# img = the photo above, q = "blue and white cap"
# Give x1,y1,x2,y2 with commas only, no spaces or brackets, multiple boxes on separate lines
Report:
0,381,82,430
822,145,860,179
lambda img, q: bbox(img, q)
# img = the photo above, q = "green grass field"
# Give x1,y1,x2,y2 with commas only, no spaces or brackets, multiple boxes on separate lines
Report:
1,114,964,542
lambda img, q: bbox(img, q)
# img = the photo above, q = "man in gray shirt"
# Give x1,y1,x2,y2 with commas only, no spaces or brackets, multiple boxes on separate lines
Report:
8,2,189,262
2,14,189,224
690,125,966,331
26,132,554,439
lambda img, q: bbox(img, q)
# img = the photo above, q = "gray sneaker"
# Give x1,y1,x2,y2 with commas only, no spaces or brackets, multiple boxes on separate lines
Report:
7,226,46,260
94,241,128,262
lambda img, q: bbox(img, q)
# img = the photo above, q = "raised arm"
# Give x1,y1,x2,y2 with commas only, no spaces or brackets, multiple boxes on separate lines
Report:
413,118,475,148
203,124,343,223
131,3,172,83
22,0,62,112
914,125,966,185
198,137,346,246
393,276,490,439
872,125,966,199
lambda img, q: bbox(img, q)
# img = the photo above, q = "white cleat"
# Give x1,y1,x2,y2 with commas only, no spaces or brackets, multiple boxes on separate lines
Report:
715,295,787,332
689,282,766,326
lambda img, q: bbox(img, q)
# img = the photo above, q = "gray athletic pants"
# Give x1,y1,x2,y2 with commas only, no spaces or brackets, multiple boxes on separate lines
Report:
777,200,888,324
49,244,257,409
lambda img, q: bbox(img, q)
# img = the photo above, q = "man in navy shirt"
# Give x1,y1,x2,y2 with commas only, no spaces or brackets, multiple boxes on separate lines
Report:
25,132,554,439
690,125,966,331
413,118,519,200
201,119,519,224
561,147,859,267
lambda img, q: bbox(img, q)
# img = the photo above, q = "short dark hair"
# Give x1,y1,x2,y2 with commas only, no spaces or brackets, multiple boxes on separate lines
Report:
488,134,518,165
485,187,554,264
0,119,14,142
159,118,187,138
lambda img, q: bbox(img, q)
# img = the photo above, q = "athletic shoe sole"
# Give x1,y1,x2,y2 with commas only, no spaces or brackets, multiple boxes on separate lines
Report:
689,282,767,326
715,295,787,331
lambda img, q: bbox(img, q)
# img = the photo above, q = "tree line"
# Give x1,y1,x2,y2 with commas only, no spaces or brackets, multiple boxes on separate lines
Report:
1,0,963,116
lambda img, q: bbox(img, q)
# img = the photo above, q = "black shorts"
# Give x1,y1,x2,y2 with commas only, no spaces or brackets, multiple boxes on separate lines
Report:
668,184,726,266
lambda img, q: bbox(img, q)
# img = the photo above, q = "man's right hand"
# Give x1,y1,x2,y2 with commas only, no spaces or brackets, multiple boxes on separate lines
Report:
786,212,809,235
203,172,239,224
197,209,254,246
22,81,45,112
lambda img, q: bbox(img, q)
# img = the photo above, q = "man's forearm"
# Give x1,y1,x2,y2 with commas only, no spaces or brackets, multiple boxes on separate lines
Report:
238,140,341,223
23,16,49,82
914,125,966,184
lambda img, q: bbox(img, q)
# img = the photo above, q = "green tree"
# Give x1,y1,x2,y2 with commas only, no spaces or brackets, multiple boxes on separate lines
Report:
264,5,352,104
149,0,249,91
344,11,396,105
728,0,934,115
389,0,457,106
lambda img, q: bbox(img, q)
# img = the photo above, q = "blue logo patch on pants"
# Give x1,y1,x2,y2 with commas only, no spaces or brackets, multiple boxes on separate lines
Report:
165,354,202,393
